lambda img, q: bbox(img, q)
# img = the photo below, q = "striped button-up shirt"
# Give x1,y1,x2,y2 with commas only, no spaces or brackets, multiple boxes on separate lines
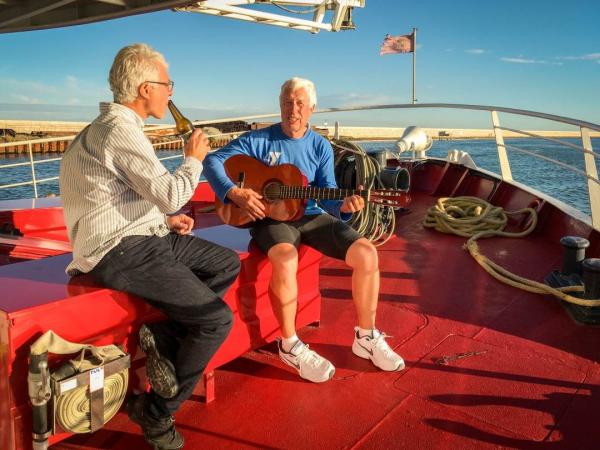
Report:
60,102,202,275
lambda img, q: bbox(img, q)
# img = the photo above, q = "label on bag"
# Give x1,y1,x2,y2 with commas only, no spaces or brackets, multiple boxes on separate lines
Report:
89,367,104,392
60,378,78,393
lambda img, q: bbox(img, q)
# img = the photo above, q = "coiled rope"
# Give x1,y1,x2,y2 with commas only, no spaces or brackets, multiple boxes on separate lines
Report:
331,139,396,246
423,196,600,307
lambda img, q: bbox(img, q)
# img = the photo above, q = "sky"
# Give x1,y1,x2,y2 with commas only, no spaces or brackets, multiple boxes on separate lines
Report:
1,0,599,130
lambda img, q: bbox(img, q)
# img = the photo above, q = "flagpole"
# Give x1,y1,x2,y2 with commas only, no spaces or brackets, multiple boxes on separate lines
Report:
412,27,417,104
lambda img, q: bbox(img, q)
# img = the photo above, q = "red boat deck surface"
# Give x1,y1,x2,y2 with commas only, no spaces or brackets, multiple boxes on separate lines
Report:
50,189,600,450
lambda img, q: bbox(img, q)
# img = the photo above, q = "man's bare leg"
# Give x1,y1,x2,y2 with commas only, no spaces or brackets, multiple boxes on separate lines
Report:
269,242,335,382
345,238,379,329
346,238,405,371
267,243,299,338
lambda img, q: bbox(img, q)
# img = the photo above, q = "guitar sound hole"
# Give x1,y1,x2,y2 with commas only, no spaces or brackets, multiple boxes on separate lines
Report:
263,181,282,203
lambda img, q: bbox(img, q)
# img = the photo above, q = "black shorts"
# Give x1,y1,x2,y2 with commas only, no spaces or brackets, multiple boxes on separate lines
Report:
250,214,362,261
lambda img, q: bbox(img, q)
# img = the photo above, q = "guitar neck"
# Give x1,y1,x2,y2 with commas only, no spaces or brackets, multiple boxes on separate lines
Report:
276,186,366,201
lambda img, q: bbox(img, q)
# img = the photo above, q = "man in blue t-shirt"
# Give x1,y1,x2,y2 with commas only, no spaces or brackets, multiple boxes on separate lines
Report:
204,77,404,383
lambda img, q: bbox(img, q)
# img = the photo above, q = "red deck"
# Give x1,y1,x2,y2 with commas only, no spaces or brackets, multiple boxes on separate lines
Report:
3,161,600,449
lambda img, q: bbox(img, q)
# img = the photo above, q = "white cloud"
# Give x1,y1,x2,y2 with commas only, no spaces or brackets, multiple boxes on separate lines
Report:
0,76,108,105
1,78,59,95
581,53,600,60
65,75,80,90
11,94,42,104
501,57,547,64
466,49,486,55
319,93,395,107
555,53,600,61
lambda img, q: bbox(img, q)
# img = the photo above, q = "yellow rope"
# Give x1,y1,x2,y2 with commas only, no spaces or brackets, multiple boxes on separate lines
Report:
423,196,600,307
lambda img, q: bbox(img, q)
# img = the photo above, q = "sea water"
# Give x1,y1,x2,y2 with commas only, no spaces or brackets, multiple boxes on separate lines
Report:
1,138,598,216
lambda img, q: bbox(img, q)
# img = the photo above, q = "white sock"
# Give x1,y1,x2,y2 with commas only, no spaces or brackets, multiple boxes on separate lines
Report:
358,327,381,339
282,334,300,353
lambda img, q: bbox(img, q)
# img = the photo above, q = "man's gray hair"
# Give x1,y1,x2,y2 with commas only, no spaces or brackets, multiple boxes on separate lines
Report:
280,77,317,108
109,43,168,104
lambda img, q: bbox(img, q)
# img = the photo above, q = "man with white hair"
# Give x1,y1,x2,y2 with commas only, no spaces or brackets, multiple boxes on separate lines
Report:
204,77,404,384
60,43,240,450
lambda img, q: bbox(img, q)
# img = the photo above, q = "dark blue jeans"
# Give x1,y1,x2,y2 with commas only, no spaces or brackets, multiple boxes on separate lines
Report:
90,232,240,416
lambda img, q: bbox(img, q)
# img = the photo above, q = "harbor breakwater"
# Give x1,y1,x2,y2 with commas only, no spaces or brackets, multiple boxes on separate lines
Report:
0,135,182,155
0,120,184,155
0,120,240,154
1,119,598,155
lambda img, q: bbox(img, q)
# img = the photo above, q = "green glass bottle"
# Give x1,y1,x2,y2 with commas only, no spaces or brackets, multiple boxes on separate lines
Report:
168,100,194,143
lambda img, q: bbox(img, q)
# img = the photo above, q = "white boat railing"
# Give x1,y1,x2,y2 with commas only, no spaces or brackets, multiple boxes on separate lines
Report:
0,103,599,227
0,136,187,198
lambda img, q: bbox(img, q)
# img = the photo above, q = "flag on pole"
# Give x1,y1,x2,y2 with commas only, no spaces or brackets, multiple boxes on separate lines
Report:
380,33,414,55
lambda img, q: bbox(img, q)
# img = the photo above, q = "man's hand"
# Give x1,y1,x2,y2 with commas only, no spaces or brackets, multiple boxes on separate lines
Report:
167,214,194,234
340,186,365,214
227,187,266,221
184,128,211,162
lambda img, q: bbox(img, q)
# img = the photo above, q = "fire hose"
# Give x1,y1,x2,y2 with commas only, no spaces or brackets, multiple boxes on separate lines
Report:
28,331,129,449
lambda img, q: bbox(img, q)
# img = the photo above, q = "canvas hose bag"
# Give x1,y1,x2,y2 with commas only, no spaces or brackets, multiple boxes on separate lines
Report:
30,330,129,434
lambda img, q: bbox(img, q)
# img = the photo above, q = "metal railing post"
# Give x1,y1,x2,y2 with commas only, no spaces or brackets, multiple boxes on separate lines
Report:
581,127,600,230
491,110,513,181
27,142,38,198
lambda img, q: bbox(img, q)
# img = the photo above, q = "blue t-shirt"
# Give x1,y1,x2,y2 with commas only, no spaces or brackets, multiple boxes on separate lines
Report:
203,123,345,218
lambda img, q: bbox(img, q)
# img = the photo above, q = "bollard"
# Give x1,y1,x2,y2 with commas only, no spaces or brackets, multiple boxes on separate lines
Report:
582,258,600,300
559,236,589,276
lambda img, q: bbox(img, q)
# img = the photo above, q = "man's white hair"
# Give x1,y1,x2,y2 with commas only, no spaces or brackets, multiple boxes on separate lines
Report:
280,77,317,108
109,43,168,104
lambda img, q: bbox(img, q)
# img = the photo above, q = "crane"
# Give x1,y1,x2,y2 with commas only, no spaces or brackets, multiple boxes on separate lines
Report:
0,0,365,34
177,1,365,33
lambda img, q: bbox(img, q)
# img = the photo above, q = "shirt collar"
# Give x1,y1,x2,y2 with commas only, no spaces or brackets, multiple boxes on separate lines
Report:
99,102,145,128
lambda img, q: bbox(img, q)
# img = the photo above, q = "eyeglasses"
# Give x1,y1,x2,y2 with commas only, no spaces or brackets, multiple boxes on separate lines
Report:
145,80,175,90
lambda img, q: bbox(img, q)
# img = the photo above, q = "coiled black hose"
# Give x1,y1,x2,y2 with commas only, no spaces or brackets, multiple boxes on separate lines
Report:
330,139,396,246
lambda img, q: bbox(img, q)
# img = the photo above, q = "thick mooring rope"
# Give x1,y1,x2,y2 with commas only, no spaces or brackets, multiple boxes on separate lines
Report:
423,196,600,307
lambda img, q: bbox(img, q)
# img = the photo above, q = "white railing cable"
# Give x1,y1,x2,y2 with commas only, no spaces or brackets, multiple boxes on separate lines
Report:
312,103,600,132
499,143,600,186
496,126,598,157
0,161,38,169
0,180,43,190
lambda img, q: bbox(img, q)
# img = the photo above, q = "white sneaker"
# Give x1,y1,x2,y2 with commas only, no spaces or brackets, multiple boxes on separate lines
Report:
278,340,335,383
352,327,405,371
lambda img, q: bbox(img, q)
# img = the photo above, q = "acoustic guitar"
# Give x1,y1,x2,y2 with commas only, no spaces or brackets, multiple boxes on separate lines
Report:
215,154,410,227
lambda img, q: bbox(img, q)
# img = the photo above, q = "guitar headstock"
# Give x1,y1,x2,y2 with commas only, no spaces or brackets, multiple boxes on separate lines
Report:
369,189,411,208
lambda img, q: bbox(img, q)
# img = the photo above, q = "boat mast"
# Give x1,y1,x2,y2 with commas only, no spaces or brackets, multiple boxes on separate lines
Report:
412,27,417,104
